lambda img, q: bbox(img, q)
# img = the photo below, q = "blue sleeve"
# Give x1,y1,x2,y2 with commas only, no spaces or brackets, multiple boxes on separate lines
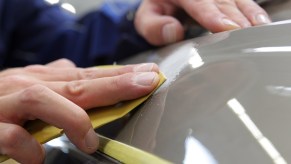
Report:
0,0,154,68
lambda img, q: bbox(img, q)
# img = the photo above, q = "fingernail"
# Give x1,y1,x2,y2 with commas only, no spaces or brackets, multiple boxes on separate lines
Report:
241,22,251,28
85,128,98,150
256,14,271,24
134,63,154,72
162,23,177,44
221,18,241,29
134,72,158,86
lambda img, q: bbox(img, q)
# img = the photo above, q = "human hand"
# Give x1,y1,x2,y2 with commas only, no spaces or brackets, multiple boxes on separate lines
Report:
135,0,271,45
0,59,160,164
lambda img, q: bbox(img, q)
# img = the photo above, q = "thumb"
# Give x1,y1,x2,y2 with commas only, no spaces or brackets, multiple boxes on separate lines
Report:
134,2,184,46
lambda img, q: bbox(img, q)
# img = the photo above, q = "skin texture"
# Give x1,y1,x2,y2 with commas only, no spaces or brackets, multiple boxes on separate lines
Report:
135,0,271,45
0,59,160,164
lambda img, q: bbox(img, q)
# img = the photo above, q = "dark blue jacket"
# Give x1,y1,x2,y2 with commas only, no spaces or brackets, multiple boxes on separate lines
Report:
0,0,153,69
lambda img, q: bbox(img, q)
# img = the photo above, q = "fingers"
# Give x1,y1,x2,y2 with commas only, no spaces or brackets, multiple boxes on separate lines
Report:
216,0,252,28
135,0,184,45
179,0,241,32
22,63,159,81
178,0,271,33
0,71,160,163
0,63,159,93
0,123,44,164
236,0,271,25
0,61,161,163
0,71,160,109
0,63,160,110
0,85,98,155
135,0,271,45
48,72,160,109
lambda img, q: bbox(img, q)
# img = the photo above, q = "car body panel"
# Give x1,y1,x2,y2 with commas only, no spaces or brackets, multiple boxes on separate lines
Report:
115,20,291,164
39,0,291,163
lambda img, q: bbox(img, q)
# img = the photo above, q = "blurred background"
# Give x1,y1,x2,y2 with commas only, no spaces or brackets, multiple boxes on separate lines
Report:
44,0,104,15
44,0,141,16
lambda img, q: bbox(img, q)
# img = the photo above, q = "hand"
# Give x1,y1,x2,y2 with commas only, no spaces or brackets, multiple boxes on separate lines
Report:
135,0,271,45
0,59,160,164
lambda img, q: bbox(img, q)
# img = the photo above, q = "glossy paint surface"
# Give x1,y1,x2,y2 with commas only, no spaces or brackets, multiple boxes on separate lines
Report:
116,19,291,164
41,1,291,163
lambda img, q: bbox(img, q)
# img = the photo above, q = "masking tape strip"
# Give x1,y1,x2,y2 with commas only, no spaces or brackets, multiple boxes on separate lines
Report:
98,135,172,164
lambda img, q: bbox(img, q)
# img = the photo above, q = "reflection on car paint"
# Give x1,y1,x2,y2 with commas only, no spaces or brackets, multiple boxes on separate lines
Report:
183,129,217,164
227,99,287,164
244,46,291,53
266,85,291,97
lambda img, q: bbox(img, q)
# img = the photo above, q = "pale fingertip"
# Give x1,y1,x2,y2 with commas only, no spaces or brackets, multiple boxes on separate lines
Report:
221,18,241,30
162,23,177,44
241,22,252,28
84,128,99,153
150,63,160,73
133,72,159,87
255,14,271,25
133,63,154,72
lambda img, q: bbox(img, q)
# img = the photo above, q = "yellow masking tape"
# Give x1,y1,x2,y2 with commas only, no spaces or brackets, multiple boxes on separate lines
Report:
0,66,166,163
98,135,172,164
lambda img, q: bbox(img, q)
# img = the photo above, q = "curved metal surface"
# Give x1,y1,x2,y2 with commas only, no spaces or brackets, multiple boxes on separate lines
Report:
115,20,291,164
39,1,291,163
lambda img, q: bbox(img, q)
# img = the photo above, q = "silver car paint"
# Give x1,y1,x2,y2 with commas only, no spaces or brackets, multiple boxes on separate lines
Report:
114,1,291,163
43,0,291,163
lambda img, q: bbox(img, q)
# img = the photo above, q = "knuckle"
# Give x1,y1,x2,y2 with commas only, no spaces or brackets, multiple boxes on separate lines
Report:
19,85,48,105
108,77,121,92
79,69,96,79
65,80,85,97
24,65,47,73
75,69,85,80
